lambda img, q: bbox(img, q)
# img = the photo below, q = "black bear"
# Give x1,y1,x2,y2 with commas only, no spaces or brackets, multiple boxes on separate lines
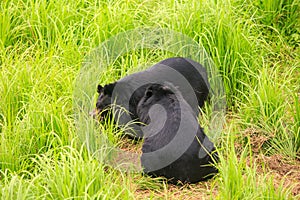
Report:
92,57,210,138
137,83,218,183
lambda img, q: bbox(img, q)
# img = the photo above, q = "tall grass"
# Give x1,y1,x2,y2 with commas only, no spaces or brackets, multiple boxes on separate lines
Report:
0,144,135,199
216,123,293,199
0,0,299,199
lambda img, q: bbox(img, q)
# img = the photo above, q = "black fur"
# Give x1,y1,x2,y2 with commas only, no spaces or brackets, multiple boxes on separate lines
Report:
137,83,218,184
94,57,210,138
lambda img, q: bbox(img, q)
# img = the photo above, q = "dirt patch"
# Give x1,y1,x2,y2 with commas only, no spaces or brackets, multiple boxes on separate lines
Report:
253,154,300,196
239,128,300,196
134,180,217,200
106,137,143,172
241,127,274,153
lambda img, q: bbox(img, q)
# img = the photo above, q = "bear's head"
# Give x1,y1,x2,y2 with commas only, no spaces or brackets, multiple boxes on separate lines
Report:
137,83,175,124
90,83,116,119
139,84,173,107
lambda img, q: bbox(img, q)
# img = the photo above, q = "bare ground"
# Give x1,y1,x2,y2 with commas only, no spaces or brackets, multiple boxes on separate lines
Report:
254,154,300,196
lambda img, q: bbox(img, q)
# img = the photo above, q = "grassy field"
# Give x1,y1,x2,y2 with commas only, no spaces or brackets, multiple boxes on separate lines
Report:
0,0,299,199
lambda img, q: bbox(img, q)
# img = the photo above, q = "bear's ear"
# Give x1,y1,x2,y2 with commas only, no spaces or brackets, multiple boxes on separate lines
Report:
103,83,116,95
160,85,173,94
97,85,103,93
160,82,177,95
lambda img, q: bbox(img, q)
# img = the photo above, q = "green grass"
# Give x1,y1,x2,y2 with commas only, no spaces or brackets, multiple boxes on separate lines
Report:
0,0,299,199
